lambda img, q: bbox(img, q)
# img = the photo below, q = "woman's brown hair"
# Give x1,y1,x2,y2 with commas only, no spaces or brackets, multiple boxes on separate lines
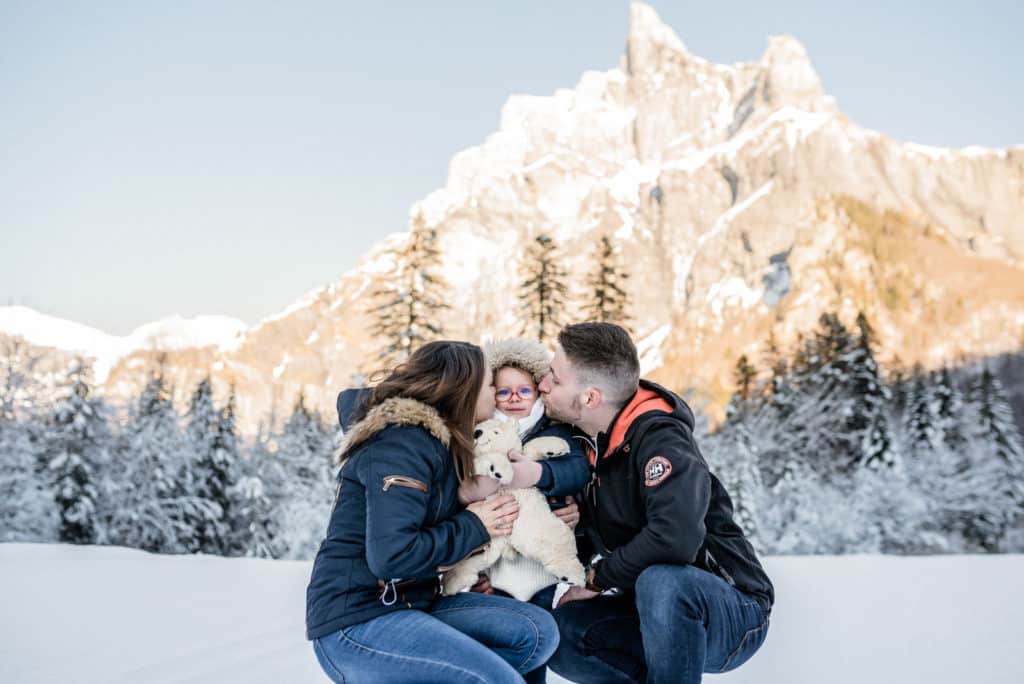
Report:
354,340,485,483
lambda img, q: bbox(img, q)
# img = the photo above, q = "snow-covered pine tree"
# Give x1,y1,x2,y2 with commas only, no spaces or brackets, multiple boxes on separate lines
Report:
846,312,897,469
901,367,934,459
370,221,450,369
888,356,910,415
970,367,1024,547
707,421,764,551
725,354,758,421
520,233,569,344
44,361,110,544
270,392,337,559
107,367,204,553
788,313,859,477
0,338,57,542
932,367,968,453
583,235,630,329
0,411,56,541
184,378,236,555
230,435,282,559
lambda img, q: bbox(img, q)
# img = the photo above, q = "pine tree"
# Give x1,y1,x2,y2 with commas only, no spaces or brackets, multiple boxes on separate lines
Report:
786,313,859,476
888,356,909,414
45,362,110,544
847,312,896,469
230,437,282,559
0,412,57,542
712,422,764,550
520,233,569,344
107,368,205,553
932,367,967,453
734,354,757,401
0,339,58,541
970,367,1024,545
901,367,934,459
370,221,450,368
185,378,236,555
584,235,630,328
725,354,758,421
263,392,337,559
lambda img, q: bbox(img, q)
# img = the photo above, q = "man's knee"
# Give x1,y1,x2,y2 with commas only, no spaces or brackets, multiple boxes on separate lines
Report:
635,564,709,624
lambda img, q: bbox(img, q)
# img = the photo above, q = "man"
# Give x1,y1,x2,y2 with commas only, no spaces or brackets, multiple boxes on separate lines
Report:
537,322,774,683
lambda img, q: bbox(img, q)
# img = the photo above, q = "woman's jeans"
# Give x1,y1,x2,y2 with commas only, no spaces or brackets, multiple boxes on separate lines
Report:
312,591,559,683
548,564,770,683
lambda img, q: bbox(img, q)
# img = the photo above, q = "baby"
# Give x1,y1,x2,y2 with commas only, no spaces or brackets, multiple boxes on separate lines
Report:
460,338,590,604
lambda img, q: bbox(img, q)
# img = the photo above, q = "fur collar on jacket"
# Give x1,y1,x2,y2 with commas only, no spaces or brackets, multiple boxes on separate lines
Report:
335,397,451,465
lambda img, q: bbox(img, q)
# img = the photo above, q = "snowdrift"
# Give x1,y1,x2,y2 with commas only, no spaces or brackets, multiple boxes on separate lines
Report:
1,544,1020,683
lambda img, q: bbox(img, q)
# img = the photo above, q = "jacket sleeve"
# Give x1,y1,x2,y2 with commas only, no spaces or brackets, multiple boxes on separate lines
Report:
594,422,711,590
536,431,590,497
359,432,491,579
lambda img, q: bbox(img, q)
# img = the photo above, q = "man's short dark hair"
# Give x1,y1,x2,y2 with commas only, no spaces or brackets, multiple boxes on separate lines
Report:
558,322,640,408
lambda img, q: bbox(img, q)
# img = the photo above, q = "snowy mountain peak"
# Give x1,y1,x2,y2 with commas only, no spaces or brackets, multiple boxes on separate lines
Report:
760,35,833,113
126,315,247,354
0,306,246,383
627,2,693,73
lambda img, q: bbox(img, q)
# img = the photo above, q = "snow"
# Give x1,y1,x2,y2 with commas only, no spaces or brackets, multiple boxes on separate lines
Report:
637,323,671,374
662,107,833,175
673,180,775,302
272,352,291,380
128,314,247,354
706,276,761,317
1,544,1021,684
0,306,247,383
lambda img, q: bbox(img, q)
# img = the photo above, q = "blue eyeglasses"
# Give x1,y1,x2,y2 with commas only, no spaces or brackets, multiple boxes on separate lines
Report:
495,386,536,401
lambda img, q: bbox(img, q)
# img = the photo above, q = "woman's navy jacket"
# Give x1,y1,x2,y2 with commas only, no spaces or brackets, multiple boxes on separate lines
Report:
305,396,490,639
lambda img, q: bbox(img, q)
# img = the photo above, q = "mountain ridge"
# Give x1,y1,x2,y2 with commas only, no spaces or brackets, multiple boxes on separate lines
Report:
4,2,1022,431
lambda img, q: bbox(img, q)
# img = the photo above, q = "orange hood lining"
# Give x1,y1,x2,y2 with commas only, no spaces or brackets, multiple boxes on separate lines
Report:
591,388,673,463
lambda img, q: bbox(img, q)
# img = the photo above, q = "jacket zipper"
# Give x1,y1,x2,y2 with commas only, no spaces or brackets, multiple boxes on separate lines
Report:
382,475,428,493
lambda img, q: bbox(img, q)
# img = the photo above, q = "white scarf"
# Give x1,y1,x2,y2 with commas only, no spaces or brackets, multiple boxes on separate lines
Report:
494,397,545,439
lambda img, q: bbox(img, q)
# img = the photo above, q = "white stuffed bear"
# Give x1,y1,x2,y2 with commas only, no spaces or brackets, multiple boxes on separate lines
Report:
442,418,586,596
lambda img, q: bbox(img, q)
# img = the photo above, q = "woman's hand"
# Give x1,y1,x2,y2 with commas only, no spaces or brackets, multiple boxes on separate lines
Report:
467,494,519,538
458,475,501,504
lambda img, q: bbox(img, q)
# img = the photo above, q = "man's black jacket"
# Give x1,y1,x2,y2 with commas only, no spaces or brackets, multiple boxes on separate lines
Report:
580,380,774,611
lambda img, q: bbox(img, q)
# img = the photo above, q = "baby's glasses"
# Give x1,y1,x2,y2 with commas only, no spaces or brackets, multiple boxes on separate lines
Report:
495,386,536,401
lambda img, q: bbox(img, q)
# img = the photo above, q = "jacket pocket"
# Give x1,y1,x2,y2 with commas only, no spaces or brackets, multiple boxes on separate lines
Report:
382,475,428,493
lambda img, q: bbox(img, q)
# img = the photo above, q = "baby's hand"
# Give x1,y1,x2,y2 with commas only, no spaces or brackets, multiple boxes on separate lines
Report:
507,448,526,462
509,460,542,489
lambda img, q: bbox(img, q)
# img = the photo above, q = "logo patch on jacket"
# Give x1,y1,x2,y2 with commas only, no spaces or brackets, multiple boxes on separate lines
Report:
644,456,672,487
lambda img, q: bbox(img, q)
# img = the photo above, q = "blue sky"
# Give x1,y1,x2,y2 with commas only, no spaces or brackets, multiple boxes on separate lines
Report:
2,1,1021,335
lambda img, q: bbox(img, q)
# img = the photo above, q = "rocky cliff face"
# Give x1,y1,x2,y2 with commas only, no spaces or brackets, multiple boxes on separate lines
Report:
7,2,1022,430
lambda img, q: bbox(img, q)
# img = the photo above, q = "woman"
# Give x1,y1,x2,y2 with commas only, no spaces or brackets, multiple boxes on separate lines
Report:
306,340,560,683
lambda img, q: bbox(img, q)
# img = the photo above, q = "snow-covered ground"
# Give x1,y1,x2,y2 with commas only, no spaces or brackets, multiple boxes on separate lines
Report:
1,544,1021,684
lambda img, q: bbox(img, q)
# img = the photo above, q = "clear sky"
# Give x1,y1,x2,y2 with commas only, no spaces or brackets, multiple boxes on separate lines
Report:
2,1,1021,335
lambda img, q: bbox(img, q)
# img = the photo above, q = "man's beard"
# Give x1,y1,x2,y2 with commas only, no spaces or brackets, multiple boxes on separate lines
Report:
546,394,583,426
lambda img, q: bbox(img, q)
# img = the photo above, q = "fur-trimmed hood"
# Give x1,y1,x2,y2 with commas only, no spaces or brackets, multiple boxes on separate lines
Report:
485,338,552,384
335,396,451,464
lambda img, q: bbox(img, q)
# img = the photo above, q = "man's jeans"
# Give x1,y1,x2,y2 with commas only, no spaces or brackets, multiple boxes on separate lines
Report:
313,591,559,683
548,564,770,683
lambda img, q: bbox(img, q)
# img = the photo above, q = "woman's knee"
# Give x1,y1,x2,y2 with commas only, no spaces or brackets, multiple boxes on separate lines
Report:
511,602,560,669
